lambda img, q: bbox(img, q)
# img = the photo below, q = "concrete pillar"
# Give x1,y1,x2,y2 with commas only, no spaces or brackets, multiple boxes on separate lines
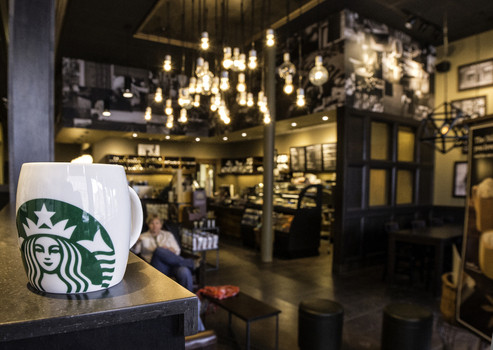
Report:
261,43,276,263
8,0,55,203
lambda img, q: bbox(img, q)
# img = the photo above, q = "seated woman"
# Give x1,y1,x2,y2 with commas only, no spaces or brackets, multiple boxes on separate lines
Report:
132,214,197,291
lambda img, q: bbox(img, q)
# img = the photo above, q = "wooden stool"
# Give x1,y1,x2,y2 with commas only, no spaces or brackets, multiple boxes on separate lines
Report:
381,303,433,350
298,298,343,350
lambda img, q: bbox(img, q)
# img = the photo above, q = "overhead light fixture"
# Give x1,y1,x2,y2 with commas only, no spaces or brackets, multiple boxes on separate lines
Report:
248,49,257,70
102,99,111,117
220,71,230,91
166,115,174,129
246,92,254,107
263,111,271,124
322,115,329,121
195,137,201,142
165,99,173,115
283,74,294,94
179,108,188,123
296,88,306,107
238,91,247,106
144,106,152,121
278,53,296,79
200,31,209,50
165,135,170,140
309,56,329,86
132,133,138,138
123,76,133,98
237,73,246,92
154,87,163,103
223,136,228,141
163,55,172,71
266,29,275,47
241,132,247,137
222,47,233,69
189,77,197,94
193,94,201,107
291,122,297,127
211,77,220,94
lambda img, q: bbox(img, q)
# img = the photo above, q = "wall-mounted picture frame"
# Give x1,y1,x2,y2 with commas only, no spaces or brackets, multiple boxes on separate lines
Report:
451,96,487,119
289,147,306,172
138,144,160,156
452,161,468,198
458,59,493,91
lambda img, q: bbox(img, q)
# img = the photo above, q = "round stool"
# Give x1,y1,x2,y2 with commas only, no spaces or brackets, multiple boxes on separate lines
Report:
381,303,433,350
298,298,343,350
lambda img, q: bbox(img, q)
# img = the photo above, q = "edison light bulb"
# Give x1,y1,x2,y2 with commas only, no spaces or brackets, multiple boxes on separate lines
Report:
278,52,296,79
266,29,275,47
123,89,133,99
283,74,294,94
222,47,233,69
166,115,174,129
237,73,246,92
238,91,247,106
246,92,254,107
260,96,268,113
193,94,200,107
248,49,257,70
210,95,218,111
257,91,264,106
163,55,172,71
154,87,163,102
238,53,246,71
144,106,152,121
189,77,197,94
220,71,230,91
178,88,192,109
196,57,205,77
179,108,188,123
200,32,209,50
211,77,220,94
263,111,271,124
309,55,329,86
102,108,111,117
165,99,173,115
232,48,241,71
296,88,306,107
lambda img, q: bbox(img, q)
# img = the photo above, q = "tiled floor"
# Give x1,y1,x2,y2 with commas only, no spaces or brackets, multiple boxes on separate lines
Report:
200,238,489,350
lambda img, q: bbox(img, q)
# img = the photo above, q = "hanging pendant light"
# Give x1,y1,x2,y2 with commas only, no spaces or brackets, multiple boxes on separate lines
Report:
200,31,209,50
123,76,133,98
166,115,174,129
179,108,188,123
144,106,152,121
283,74,294,94
266,29,275,47
257,91,265,106
201,63,214,94
154,87,163,103
222,47,233,69
296,88,306,107
211,77,220,94
220,71,230,91
163,55,172,72
238,53,247,71
309,55,329,86
278,52,296,79
238,91,247,105
196,57,206,77
189,77,197,94
263,110,271,124
178,88,192,109
248,49,258,70
165,99,173,115
246,92,254,107
193,94,201,107
237,73,246,92
102,99,111,117
260,96,268,113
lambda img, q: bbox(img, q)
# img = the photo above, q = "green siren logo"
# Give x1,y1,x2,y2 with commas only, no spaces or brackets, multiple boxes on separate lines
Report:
16,199,115,293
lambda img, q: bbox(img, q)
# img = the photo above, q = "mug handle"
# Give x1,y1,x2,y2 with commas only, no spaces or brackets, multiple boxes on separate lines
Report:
128,186,143,248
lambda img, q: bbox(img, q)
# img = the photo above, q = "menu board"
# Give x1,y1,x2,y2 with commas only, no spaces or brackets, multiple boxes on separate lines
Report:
305,144,323,171
323,143,337,171
457,122,493,342
289,147,306,172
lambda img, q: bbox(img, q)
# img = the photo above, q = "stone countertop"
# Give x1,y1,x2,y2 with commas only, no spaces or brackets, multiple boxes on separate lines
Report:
0,206,198,342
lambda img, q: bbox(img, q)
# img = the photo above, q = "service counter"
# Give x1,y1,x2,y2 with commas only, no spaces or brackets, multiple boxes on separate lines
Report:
0,206,198,350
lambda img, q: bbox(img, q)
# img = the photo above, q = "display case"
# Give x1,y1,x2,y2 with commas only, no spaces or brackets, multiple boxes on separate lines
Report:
106,154,196,174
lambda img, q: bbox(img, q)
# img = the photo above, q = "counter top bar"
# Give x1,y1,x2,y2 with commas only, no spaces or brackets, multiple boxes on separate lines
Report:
0,206,198,344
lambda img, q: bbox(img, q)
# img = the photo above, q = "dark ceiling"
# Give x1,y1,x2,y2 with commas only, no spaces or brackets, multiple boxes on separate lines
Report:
58,0,493,71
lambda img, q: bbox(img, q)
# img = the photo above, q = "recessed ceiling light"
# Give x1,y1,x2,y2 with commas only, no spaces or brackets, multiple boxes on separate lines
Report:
195,137,200,142
132,133,138,138
165,135,170,140
223,136,228,141
322,115,329,121
241,132,247,137
291,122,297,127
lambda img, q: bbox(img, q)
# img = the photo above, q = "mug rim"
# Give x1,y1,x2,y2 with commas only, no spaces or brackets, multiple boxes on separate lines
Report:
22,162,123,168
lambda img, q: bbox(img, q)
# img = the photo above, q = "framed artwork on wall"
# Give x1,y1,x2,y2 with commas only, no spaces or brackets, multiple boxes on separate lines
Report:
458,59,493,91
452,161,467,198
451,96,487,119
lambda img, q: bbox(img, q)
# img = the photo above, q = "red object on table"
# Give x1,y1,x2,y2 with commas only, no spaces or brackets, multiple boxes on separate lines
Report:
197,285,240,300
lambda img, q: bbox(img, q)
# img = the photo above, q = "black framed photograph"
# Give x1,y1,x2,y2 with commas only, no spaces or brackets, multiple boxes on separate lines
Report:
305,144,323,172
451,96,487,119
453,161,467,197
289,147,306,172
458,59,493,91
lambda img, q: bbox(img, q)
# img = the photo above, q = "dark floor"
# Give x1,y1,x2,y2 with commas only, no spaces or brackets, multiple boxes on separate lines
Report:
199,238,489,350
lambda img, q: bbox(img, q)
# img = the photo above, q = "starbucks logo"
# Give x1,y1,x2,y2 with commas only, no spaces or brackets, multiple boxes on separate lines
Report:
16,199,115,293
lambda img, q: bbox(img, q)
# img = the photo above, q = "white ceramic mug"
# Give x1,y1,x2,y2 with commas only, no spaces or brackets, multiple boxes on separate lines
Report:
16,162,143,294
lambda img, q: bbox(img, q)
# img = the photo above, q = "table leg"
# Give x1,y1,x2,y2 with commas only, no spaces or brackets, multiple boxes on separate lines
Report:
246,321,251,350
215,248,219,269
275,314,279,350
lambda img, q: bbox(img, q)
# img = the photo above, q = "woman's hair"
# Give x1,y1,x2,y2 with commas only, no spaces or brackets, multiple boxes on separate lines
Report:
24,235,93,293
146,214,162,226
